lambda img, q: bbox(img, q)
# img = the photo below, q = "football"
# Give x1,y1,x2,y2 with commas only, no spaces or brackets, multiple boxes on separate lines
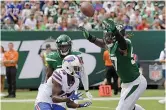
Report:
80,2,95,17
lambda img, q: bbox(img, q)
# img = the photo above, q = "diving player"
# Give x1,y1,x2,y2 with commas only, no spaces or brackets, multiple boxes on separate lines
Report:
35,55,92,110
79,19,147,110
46,34,93,110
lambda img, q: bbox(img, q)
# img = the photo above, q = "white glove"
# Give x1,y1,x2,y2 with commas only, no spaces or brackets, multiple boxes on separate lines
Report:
86,91,93,101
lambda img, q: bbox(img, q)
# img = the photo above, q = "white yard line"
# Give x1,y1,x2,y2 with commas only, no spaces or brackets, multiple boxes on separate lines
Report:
0,97,164,103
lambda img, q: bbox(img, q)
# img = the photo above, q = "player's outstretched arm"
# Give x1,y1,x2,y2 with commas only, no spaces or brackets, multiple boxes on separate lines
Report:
78,26,106,48
80,65,93,100
112,25,127,52
105,19,128,54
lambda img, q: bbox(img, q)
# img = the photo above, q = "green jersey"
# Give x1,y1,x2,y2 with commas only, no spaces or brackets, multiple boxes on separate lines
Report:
44,5,58,22
110,39,140,83
46,51,81,70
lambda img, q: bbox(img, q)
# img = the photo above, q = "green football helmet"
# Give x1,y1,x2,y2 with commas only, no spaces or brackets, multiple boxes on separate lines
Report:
56,34,72,56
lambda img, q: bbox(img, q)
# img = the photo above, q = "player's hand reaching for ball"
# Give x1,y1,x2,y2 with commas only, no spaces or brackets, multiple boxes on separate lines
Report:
78,26,96,43
68,91,83,101
78,26,90,39
102,19,116,32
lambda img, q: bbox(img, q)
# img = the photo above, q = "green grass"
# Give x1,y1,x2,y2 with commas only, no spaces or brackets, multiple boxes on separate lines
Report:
1,90,165,110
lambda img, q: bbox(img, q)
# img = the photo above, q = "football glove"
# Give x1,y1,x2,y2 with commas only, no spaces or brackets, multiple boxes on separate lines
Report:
102,19,125,36
78,26,90,39
78,102,92,108
102,19,116,32
78,26,96,43
68,91,83,101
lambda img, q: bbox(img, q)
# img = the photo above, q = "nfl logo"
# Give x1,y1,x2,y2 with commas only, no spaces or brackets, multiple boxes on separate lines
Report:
149,63,162,82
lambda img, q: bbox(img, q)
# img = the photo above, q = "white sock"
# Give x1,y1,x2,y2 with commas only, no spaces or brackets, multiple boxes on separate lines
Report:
133,104,145,110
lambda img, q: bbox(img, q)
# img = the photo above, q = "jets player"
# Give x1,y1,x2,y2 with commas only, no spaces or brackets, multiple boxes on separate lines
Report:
35,55,92,110
79,19,147,110
46,34,93,109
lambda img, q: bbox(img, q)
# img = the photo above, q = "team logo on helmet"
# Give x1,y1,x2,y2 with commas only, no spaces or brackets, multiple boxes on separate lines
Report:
64,56,75,62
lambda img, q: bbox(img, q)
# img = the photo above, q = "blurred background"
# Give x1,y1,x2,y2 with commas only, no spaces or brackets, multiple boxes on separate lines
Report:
0,0,165,31
1,0,165,110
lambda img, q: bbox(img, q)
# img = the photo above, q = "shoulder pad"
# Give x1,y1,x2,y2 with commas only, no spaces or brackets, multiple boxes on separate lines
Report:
71,51,81,55
46,52,59,61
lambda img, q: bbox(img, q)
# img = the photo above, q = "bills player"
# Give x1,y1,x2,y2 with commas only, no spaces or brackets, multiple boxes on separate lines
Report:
35,55,92,110
46,34,93,106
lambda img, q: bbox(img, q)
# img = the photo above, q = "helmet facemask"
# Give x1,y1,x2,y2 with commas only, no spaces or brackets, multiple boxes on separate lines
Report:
56,34,72,56
103,31,116,49
62,55,83,79
71,66,83,78
57,42,72,56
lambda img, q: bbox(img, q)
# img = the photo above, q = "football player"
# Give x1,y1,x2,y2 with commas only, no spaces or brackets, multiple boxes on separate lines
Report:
79,19,147,110
35,55,92,110
46,34,92,110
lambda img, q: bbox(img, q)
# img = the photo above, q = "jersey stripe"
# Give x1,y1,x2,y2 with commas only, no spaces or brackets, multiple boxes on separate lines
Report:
52,76,62,85
53,74,62,82
52,73,62,85
36,104,41,110
53,71,62,79
57,73,62,79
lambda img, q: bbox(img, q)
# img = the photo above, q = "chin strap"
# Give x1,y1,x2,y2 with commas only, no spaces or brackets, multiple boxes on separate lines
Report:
60,49,70,56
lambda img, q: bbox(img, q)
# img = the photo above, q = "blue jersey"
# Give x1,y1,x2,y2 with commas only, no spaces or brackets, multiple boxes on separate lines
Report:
6,3,22,18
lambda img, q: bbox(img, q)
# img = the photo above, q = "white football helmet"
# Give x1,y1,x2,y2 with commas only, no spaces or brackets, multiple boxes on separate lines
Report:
62,55,83,78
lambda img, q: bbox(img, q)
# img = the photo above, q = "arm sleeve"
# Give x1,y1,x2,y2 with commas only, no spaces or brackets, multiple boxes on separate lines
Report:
81,66,89,91
115,32,127,50
125,39,133,57
113,25,127,50
79,55,89,91
74,52,89,91
159,51,164,61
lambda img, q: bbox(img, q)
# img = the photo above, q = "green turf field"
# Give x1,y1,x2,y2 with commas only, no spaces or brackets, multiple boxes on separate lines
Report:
1,90,165,110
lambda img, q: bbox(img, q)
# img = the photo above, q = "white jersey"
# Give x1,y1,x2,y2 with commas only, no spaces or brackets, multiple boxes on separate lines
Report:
35,68,80,104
